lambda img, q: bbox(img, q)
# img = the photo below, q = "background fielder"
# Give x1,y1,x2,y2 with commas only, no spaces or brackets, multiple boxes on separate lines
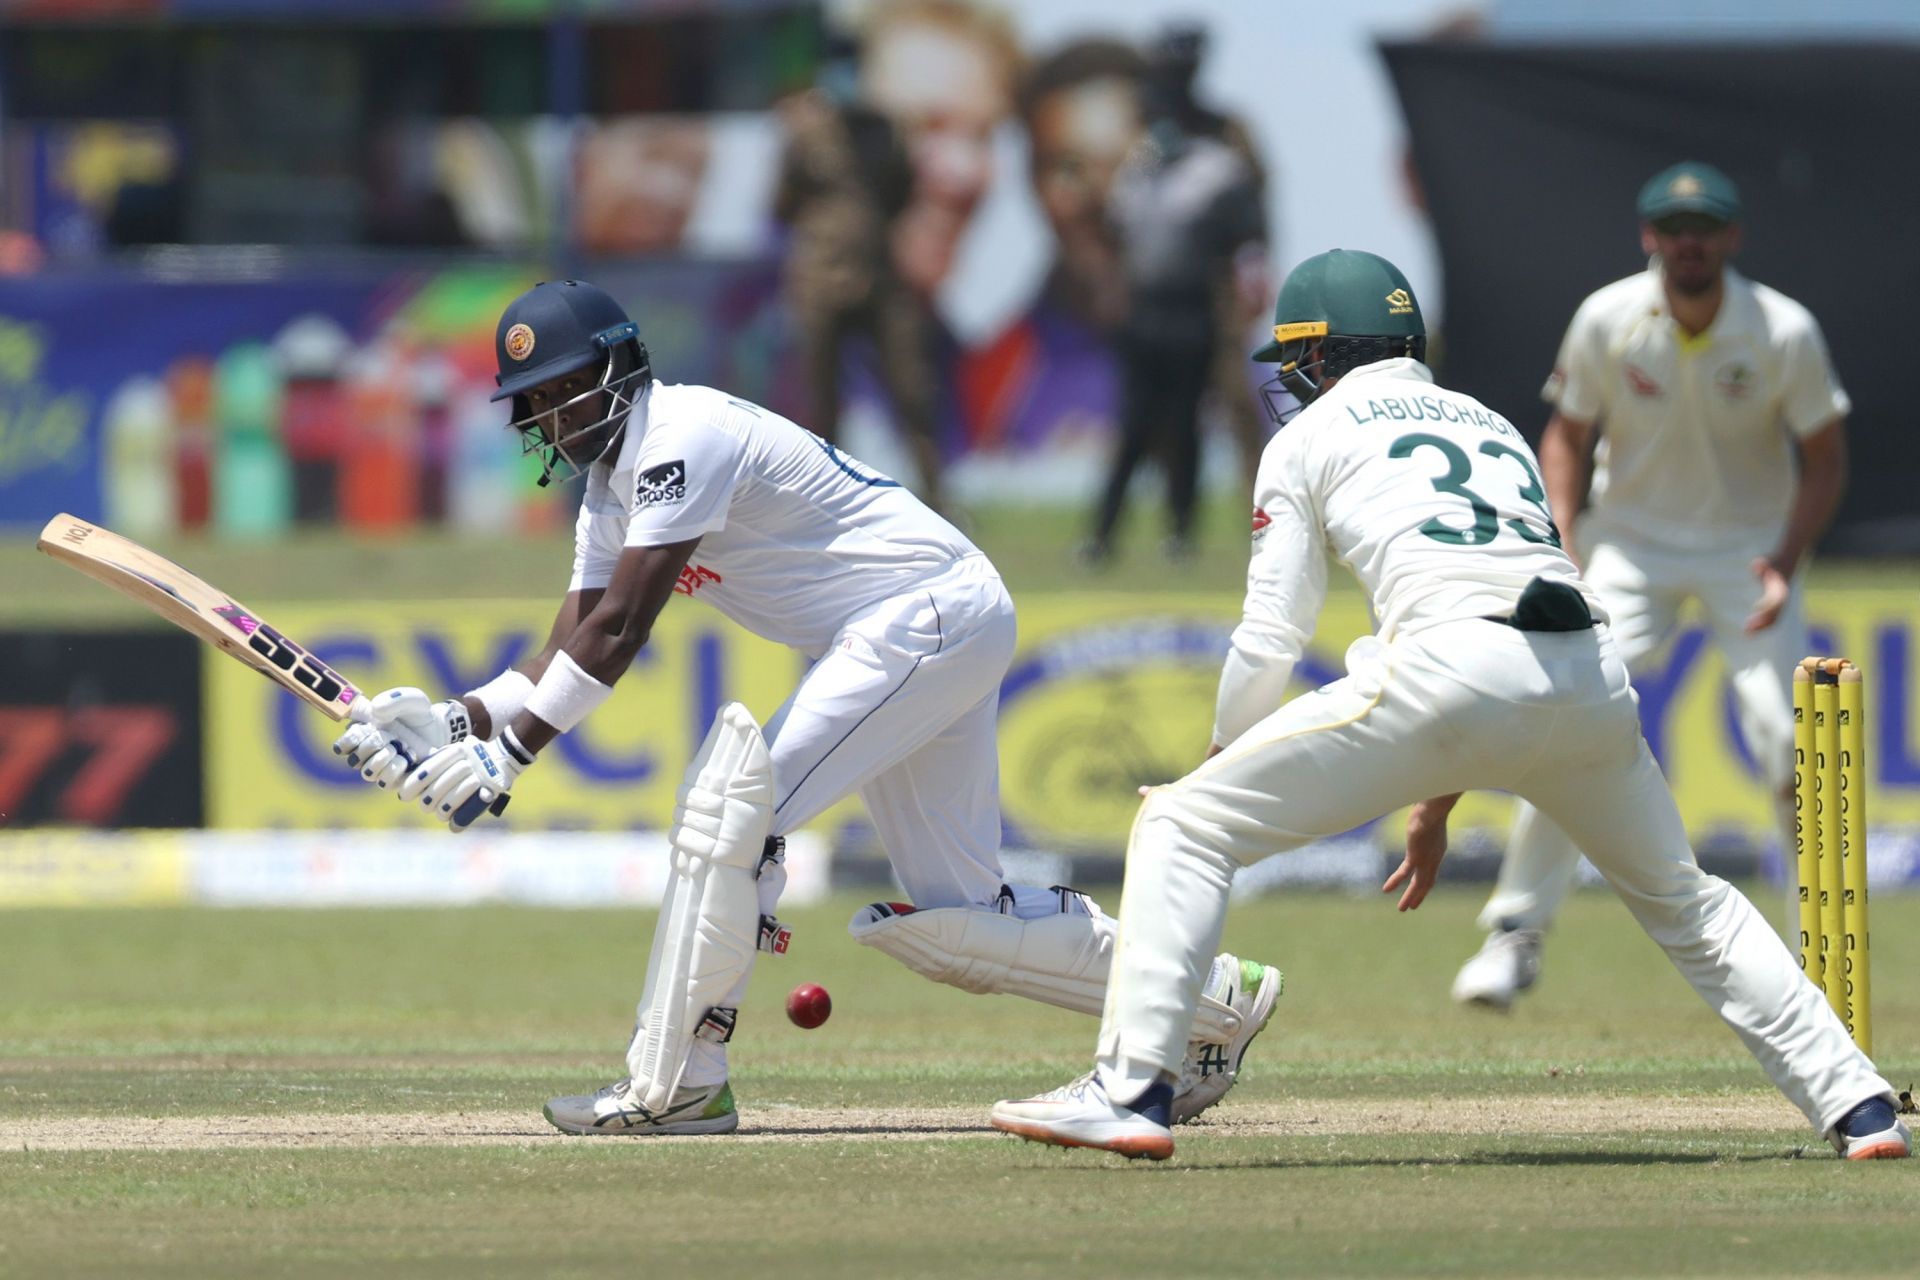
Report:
330,278,1281,1135
989,249,1905,1164
1453,162,1851,1008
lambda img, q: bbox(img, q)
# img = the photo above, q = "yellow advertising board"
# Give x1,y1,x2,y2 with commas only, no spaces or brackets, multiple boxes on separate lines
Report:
208,599,811,830
208,582,1920,854
0,831,188,906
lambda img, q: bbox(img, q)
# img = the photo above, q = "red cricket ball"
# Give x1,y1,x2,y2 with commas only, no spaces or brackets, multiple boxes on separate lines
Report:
785,982,832,1029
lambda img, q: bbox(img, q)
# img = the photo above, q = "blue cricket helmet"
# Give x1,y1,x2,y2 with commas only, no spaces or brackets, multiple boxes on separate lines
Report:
492,279,646,402
492,279,651,485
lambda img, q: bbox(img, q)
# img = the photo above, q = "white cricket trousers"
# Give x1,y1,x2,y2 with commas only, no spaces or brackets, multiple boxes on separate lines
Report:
659,554,1019,1088
1479,518,1808,932
764,553,1017,908
1095,619,1890,1136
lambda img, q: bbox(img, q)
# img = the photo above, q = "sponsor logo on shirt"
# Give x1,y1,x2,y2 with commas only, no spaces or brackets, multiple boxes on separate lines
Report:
673,564,722,596
1251,507,1272,539
1714,362,1753,400
1624,364,1662,397
636,459,687,509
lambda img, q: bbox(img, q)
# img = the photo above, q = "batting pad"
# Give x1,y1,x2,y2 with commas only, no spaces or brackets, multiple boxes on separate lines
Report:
848,897,1241,1044
631,702,774,1112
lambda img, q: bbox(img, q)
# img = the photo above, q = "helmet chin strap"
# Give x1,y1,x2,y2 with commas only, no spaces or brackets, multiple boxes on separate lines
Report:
1264,340,1326,424
536,415,628,488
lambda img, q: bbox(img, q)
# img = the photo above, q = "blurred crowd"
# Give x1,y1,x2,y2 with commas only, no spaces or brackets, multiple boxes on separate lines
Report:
0,2,1281,545
777,10,1271,557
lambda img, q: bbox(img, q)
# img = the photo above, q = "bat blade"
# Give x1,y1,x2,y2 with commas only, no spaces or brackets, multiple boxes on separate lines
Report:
35,514,509,818
37,512,362,719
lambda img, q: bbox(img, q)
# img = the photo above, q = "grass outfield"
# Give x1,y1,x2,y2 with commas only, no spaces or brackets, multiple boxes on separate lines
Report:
2,889,1915,1277
1,500,1261,621
7,501,1909,628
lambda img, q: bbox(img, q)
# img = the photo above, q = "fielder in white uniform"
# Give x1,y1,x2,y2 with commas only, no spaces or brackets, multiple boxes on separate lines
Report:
1454,162,1852,1009
990,250,1907,1163
328,279,1282,1135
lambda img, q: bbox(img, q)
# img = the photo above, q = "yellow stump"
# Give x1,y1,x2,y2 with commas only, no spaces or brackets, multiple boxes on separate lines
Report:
1837,663,1871,1056
1792,663,1820,981
1813,664,1846,1019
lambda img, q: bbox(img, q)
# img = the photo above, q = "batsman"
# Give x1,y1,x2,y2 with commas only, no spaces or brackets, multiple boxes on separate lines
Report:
991,250,1908,1163
328,279,1281,1135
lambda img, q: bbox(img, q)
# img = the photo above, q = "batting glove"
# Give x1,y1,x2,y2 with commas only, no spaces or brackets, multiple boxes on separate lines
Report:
332,687,471,792
398,730,532,832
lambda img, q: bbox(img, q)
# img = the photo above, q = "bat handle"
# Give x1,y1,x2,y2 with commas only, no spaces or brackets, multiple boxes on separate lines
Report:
451,791,513,828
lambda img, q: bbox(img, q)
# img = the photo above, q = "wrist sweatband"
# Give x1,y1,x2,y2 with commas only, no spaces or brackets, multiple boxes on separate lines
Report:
499,725,536,768
465,669,536,735
524,650,615,733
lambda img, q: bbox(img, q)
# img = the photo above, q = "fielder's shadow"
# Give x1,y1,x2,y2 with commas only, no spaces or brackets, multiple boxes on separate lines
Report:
739,1123,982,1139
1037,1147,1813,1172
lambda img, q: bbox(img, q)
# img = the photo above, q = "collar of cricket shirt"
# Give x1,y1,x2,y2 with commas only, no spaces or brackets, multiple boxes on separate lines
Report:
1644,261,1754,350
1337,356,1435,385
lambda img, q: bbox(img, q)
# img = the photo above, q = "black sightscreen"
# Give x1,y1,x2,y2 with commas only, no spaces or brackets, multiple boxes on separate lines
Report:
1383,42,1920,554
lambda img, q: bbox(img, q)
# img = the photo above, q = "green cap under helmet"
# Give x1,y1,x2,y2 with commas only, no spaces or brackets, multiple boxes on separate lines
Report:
1252,249,1426,419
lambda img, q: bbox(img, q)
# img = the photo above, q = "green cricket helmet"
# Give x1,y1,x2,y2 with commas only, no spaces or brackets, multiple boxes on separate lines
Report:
1252,249,1426,422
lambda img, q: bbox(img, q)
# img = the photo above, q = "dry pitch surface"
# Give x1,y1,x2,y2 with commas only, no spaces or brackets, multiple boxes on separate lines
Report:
0,1094,1812,1151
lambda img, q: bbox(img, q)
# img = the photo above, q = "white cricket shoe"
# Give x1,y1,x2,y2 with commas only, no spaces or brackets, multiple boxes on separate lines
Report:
1451,927,1543,1010
1829,1098,1912,1161
543,1078,739,1136
991,1073,1175,1161
1172,955,1284,1125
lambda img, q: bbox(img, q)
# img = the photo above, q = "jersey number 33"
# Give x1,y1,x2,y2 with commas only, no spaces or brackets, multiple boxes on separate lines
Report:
1389,432,1562,548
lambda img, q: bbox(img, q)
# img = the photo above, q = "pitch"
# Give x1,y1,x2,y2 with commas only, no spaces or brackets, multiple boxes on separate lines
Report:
1,889,1913,1277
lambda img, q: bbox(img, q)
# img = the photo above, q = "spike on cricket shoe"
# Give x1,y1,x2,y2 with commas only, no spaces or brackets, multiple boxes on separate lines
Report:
1829,1097,1912,1160
991,1074,1175,1161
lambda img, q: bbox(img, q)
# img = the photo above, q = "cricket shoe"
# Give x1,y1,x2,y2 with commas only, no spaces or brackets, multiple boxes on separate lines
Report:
1450,926,1543,1010
1172,955,1284,1125
991,1074,1175,1161
1828,1097,1912,1161
543,1078,739,1136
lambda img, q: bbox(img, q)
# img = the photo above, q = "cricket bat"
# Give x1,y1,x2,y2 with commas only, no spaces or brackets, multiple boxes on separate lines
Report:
36,512,508,816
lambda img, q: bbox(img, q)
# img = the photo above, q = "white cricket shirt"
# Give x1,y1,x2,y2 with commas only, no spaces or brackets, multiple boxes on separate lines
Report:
1544,263,1849,551
569,381,981,655
1215,358,1600,746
